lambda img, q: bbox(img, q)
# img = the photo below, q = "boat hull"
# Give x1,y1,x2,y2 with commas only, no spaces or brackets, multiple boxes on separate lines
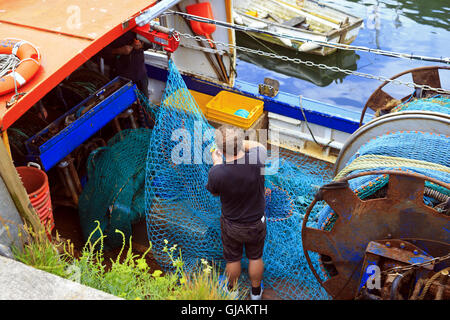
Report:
242,28,361,56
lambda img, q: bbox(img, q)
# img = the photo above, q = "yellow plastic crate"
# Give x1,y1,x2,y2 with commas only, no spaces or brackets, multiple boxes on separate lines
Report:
162,89,211,116
206,91,264,129
189,90,213,116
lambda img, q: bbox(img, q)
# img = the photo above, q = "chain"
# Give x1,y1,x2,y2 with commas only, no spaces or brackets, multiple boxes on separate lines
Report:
178,32,450,94
166,10,450,65
381,253,450,275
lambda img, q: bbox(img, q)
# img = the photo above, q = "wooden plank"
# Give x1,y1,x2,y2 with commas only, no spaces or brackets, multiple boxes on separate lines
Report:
0,140,46,241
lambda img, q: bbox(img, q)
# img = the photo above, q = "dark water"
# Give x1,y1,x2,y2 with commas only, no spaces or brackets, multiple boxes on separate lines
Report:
235,0,450,113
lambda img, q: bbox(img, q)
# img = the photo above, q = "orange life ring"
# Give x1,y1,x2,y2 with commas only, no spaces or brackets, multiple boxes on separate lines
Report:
0,39,41,96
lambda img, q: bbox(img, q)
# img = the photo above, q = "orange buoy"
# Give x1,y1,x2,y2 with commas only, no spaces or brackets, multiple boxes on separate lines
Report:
16,163,54,233
185,2,217,48
0,38,41,96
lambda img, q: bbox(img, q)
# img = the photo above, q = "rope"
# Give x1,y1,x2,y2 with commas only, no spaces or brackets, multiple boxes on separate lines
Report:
165,10,450,65
335,154,450,181
0,54,20,78
418,267,450,300
1,39,41,107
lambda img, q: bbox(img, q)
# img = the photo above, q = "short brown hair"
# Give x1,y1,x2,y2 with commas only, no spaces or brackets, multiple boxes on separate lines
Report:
215,125,244,157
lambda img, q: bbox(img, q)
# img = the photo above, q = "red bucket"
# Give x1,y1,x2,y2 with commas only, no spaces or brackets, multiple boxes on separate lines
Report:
33,193,52,219
16,163,54,233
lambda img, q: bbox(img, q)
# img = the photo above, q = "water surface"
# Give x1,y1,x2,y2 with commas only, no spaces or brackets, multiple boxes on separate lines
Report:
235,0,450,113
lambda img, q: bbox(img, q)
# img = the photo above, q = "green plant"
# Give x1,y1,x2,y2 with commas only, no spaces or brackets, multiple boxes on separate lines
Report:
64,222,182,300
12,225,71,278
173,258,246,300
12,220,244,300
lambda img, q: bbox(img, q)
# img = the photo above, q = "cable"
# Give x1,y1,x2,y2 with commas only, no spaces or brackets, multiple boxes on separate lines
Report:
3,39,41,107
299,95,334,148
177,31,450,95
418,267,450,300
165,10,450,65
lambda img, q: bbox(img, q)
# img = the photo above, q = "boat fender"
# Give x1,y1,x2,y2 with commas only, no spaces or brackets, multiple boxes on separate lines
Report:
298,42,321,52
233,12,244,25
279,37,293,47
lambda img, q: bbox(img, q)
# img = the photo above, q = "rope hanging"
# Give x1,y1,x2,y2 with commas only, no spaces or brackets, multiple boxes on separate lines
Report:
0,54,20,78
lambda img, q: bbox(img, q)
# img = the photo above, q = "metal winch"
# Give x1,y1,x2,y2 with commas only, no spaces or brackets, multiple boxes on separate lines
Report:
301,67,450,300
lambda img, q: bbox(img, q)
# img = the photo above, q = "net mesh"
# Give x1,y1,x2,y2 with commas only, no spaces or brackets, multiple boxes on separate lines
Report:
76,61,449,300
391,96,450,114
78,128,152,249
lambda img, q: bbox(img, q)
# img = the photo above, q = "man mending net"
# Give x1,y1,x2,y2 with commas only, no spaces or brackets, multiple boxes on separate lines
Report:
206,125,267,300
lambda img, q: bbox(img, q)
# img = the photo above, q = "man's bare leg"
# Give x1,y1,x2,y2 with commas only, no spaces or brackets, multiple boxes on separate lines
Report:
248,258,264,288
226,260,241,289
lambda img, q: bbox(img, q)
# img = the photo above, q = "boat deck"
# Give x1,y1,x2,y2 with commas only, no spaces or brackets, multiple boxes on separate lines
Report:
0,0,157,130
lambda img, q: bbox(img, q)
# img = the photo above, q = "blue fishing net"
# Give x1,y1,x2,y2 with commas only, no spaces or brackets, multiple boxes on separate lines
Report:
392,96,450,114
77,59,333,299
144,59,332,299
76,62,448,300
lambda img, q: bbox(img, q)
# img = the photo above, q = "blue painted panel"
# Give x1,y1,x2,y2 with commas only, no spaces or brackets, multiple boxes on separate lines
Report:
25,77,137,171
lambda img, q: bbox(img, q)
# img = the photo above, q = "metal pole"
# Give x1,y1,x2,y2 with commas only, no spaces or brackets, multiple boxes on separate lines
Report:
125,108,138,129
113,117,124,140
135,0,183,26
58,161,79,205
66,157,82,194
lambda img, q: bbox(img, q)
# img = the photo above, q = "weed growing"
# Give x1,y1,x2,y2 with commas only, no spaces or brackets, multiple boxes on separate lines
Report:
11,221,241,300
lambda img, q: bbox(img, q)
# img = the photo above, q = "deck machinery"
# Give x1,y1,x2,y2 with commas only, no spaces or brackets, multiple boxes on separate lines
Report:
302,66,450,300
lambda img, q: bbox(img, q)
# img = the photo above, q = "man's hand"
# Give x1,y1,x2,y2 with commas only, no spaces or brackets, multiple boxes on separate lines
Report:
112,45,133,55
211,149,223,166
132,39,144,51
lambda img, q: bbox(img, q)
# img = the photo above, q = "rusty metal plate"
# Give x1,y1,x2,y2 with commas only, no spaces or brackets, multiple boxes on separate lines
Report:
302,171,450,300
412,68,442,89
365,240,434,271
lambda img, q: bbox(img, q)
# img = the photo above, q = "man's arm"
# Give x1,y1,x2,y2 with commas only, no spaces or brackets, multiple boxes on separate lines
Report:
111,45,133,55
107,31,136,56
112,38,148,55
244,140,267,166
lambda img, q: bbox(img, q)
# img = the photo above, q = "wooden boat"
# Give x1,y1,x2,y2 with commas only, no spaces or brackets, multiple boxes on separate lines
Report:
233,0,363,56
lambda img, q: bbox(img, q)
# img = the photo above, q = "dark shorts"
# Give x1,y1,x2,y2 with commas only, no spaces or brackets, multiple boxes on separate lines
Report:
220,216,267,263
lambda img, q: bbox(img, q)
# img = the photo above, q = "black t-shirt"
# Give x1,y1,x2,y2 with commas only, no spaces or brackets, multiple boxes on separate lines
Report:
206,146,267,223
